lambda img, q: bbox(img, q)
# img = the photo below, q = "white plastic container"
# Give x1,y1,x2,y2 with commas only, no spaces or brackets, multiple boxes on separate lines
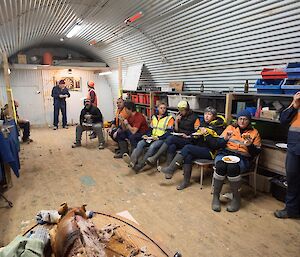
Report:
181,95,199,109
167,94,182,108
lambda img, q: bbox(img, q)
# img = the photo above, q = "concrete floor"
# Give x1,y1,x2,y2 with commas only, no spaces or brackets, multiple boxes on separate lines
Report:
0,127,299,257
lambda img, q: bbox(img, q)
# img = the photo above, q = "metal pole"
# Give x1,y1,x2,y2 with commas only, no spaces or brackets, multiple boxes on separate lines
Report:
118,57,123,98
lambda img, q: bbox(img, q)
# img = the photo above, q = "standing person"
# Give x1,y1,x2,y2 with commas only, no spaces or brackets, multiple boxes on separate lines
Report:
146,100,200,167
108,98,128,143
72,99,105,149
51,80,70,130
86,80,98,107
212,110,261,212
114,101,149,158
274,91,300,219
123,102,174,173
159,107,226,190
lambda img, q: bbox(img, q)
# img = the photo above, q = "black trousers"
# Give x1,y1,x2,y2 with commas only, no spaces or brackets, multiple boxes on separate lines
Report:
18,121,30,141
285,150,300,215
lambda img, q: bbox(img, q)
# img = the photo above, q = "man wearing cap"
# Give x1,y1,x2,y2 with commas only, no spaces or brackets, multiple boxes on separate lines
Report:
51,80,70,130
87,81,98,107
72,99,105,149
146,100,200,166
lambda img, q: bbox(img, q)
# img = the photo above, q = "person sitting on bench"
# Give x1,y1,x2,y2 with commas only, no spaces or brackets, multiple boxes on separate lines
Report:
123,102,174,173
159,106,226,190
146,100,200,167
114,101,149,158
72,99,105,150
212,109,261,213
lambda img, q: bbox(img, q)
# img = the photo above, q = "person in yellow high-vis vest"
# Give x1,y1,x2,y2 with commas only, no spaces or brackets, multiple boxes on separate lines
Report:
275,91,300,219
123,102,174,173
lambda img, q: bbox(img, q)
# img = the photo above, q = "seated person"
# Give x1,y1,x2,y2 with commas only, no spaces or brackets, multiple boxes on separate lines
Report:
212,109,261,213
123,102,174,172
108,98,128,143
1,101,33,143
72,99,105,149
160,107,226,190
146,100,200,166
114,101,149,158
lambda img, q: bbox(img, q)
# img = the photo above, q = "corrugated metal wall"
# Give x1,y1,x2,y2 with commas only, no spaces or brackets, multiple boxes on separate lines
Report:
0,0,300,101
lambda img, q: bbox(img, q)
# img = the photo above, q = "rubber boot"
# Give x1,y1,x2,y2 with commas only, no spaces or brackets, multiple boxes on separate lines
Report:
146,143,168,166
114,141,128,158
211,172,225,212
176,164,192,190
227,175,242,212
159,153,184,179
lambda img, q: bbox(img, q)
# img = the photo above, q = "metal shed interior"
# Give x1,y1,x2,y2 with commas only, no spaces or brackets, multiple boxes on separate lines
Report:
0,0,300,98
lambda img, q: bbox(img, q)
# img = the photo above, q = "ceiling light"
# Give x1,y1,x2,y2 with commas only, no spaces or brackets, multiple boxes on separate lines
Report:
98,71,112,76
60,38,64,42
66,24,82,38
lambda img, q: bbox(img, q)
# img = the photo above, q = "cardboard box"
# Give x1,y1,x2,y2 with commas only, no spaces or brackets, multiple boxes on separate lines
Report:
17,54,27,64
169,81,183,92
260,110,279,120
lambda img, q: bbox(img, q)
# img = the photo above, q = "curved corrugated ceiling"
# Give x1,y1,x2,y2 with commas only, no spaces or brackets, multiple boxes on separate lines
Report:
0,0,300,96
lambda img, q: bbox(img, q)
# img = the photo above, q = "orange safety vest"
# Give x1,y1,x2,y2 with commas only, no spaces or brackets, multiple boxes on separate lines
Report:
289,109,300,133
221,125,261,157
115,107,128,127
87,89,98,107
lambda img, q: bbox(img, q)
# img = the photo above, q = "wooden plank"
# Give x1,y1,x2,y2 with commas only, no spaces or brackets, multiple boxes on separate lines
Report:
225,93,233,123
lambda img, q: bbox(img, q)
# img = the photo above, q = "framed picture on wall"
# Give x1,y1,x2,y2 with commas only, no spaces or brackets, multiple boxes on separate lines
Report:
54,77,82,91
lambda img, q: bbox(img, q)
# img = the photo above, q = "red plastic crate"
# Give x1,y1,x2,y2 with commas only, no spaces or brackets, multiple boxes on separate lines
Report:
137,93,146,104
261,68,287,80
146,107,151,117
144,94,150,104
131,94,139,103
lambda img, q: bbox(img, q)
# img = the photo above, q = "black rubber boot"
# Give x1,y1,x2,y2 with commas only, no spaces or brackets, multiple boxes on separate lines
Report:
211,172,225,212
227,175,242,212
159,153,184,179
146,143,168,166
176,164,192,190
114,141,128,158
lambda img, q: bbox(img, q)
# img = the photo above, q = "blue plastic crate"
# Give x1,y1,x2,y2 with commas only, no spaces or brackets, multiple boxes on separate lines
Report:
281,79,300,95
285,62,300,79
254,79,284,94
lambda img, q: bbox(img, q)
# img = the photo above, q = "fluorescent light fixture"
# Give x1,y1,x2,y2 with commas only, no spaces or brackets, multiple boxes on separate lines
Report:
66,24,82,38
98,71,112,76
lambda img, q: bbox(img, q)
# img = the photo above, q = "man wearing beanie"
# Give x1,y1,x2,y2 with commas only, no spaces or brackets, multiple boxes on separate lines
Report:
72,99,105,150
211,109,261,212
51,79,70,130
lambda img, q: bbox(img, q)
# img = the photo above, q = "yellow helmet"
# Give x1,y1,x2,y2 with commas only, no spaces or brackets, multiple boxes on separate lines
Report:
177,100,188,109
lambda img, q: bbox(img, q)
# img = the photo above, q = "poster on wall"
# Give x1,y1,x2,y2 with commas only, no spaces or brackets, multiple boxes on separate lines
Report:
54,77,82,91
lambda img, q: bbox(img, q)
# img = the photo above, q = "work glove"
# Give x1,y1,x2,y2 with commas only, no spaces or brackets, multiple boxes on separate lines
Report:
28,226,50,245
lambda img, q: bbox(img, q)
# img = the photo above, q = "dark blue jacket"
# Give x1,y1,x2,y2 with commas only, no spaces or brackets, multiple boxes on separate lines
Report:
51,86,70,105
280,107,300,155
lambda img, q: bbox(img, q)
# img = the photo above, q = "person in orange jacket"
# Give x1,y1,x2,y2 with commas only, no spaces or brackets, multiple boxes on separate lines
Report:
274,91,300,219
86,81,97,107
212,109,261,213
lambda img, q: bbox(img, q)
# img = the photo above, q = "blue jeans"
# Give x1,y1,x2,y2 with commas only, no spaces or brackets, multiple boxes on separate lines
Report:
180,145,212,164
131,139,164,164
165,135,192,154
116,130,145,149
53,102,67,127
214,152,250,173
285,150,300,215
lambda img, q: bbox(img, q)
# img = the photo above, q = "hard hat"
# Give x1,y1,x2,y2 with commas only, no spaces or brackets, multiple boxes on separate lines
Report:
177,100,188,109
87,81,95,88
